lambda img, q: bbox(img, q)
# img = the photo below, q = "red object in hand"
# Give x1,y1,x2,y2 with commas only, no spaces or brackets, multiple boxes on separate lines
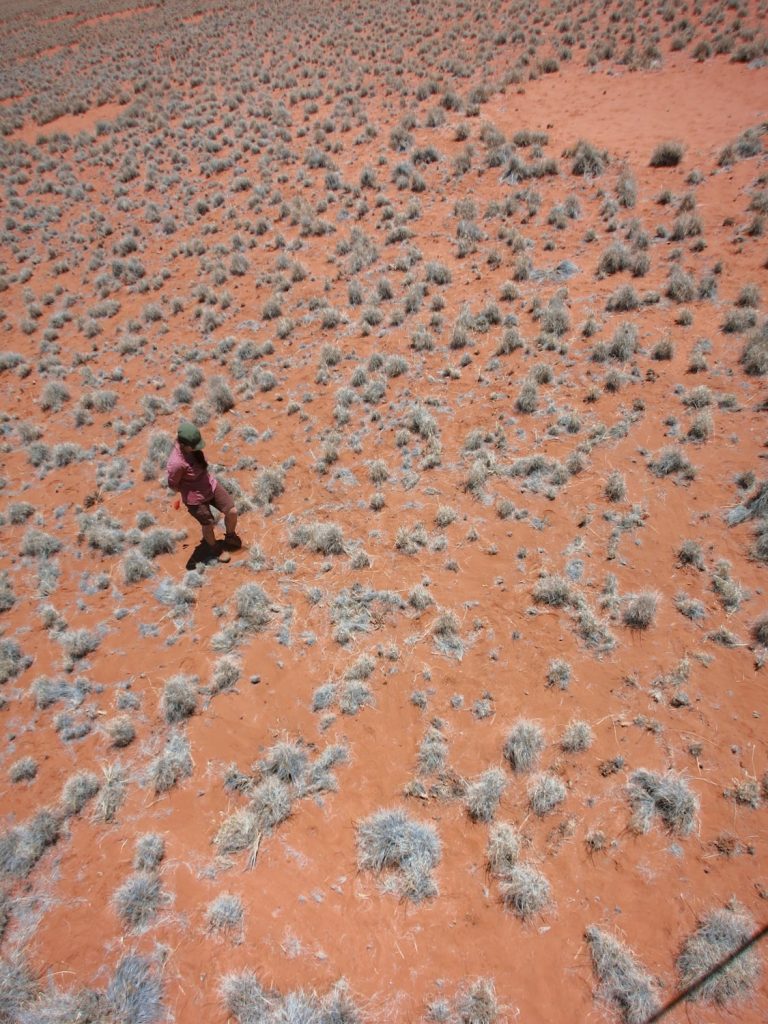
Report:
173,497,181,511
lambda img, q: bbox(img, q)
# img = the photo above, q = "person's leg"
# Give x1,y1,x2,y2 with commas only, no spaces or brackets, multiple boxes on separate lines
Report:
212,484,241,548
188,504,227,558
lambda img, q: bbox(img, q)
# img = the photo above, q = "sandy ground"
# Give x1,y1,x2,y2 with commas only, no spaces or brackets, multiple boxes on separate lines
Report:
0,1,766,1022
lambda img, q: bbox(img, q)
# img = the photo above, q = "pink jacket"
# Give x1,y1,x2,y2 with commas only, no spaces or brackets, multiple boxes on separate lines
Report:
166,443,217,505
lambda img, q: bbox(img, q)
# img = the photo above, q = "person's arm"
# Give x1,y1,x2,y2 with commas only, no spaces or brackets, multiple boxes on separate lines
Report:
167,465,183,491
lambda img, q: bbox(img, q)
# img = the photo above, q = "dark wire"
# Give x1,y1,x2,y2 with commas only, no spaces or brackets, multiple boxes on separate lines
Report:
642,922,768,1024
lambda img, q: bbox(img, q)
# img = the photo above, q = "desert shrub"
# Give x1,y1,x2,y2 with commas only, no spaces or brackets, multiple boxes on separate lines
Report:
209,376,235,413
568,139,607,176
60,628,100,663
648,446,695,480
0,808,61,878
561,720,594,752
60,771,100,817
107,715,136,748
465,768,506,823
528,774,566,816
627,769,699,836
454,978,498,1024
214,809,258,856
161,675,198,724
93,762,128,823
255,466,285,505
134,833,165,871
357,808,441,902
503,720,545,772
606,285,640,312
585,926,660,1023
751,615,768,646
122,551,155,584
676,902,761,1005
498,864,551,919
532,575,575,608
210,657,240,694
9,757,38,783
140,528,177,559
678,540,704,569
604,470,626,502
546,659,571,689
290,522,345,555
113,872,166,931
148,732,193,794
666,266,696,303
650,140,684,167
515,380,538,413
106,954,163,1024
233,582,272,632
207,893,244,937
622,592,658,630
487,822,520,876
607,322,638,361
219,971,270,1022
740,320,768,375
40,381,70,411
21,529,62,558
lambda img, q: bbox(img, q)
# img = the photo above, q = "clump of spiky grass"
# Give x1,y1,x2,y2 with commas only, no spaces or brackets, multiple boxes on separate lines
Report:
234,583,273,632
134,833,165,871
418,726,448,776
290,521,345,555
60,771,100,817
622,592,659,630
503,720,545,772
219,971,272,1022
561,720,594,753
357,807,441,902
585,926,660,1023
0,807,62,878
113,872,167,931
107,715,136,748
528,774,566,816
206,893,244,939
498,864,551,920
604,471,627,503
258,741,308,786
454,977,499,1023
676,901,761,1005
464,768,507,823
106,954,163,1024
532,575,576,608
160,674,198,724
9,757,38,783
0,956,38,1021
486,822,520,876
148,733,193,794
93,761,128,823
214,809,258,856
627,769,699,836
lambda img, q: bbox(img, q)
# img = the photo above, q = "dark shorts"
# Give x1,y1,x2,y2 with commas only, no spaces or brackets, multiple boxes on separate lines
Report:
186,483,234,527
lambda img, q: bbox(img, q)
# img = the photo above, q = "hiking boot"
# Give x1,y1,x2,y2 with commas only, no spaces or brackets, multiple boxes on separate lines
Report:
223,532,242,551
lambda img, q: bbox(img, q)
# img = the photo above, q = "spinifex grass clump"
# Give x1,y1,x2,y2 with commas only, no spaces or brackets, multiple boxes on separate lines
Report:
503,720,545,772
676,901,761,1005
464,768,507,823
627,769,699,836
585,926,660,1023
113,872,168,932
357,807,441,902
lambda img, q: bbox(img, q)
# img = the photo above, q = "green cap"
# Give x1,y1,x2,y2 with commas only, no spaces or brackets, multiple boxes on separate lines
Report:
177,422,205,450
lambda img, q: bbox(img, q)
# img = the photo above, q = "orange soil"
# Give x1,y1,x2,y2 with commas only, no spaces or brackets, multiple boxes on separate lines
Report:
0,1,766,1022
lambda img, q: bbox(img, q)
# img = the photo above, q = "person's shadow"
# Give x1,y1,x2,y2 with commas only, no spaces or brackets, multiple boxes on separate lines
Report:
185,541,223,571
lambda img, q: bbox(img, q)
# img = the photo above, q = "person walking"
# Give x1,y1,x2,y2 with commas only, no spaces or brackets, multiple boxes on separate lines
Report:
166,422,241,562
